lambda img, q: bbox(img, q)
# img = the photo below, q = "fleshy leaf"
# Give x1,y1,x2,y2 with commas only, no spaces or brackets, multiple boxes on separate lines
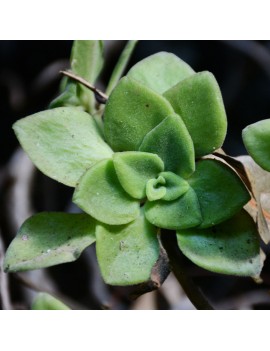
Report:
96,210,160,285
177,210,262,277
104,76,174,151
127,52,195,94
49,82,82,109
113,151,164,199
71,40,104,113
13,107,113,187
146,176,167,201
73,159,140,225
188,159,251,228
242,119,270,172
159,171,190,201
139,114,195,178
4,213,96,272
144,188,202,230
164,71,227,157
32,293,70,310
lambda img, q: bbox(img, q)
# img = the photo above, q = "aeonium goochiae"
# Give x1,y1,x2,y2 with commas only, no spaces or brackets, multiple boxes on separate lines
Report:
4,42,266,292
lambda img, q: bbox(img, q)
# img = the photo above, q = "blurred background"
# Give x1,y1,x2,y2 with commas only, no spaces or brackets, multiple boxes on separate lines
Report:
1,40,270,310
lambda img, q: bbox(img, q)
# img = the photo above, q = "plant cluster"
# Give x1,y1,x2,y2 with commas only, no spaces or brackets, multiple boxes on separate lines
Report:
4,41,270,308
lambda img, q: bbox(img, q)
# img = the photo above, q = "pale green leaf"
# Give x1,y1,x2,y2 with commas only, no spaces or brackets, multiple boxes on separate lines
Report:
4,212,96,272
159,171,190,201
13,107,113,187
177,210,262,277
32,293,70,310
139,114,195,178
71,40,104,113
188,159,250,228
127,52,195,94
104,76,174,151
106,40,138,96
73,159,140,225
146,176,167,201
113,151,164,199
49,82,81,109
242,119,270,172
144,188,202,230
96,210,160,285
164,71,227,157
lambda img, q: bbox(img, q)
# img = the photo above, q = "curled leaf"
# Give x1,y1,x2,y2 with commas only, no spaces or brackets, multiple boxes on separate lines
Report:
113,151,164,199
32,293,70,310
73,159,140,225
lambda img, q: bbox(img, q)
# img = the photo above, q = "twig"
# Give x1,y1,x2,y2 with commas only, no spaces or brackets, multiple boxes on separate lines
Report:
161,231,215,310
0,231,12,310
60,70,108,104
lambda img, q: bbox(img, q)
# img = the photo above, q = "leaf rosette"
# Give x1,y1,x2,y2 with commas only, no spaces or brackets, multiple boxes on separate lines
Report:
4,44,263,289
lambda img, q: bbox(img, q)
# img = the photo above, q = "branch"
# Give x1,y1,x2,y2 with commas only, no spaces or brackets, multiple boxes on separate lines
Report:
60,70,108,104
161,231,215,310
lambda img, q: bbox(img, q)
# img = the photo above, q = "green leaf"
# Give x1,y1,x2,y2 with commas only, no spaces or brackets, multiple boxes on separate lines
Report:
177,210,262,277
104,76,174,151
106,40,138,96
127,52,195,94
13,107,113,187
32,293,70,310
113,151,164,199
71,40,104,113
49,82,81,109
159,171,190,201
146,176,167,201
139,114,195,178
73,159,140,225
188,159,251,228
144,188,202,230
4,212,96,272
164,71,227,157
96,210,160,285
242,119,270,172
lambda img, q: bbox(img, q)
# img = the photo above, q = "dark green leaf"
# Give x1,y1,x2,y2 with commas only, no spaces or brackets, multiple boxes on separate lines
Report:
32,293,70,310
139,114,195,178
127,52,195,94
164,71,227,157
104,76,174,151
177,210,262,277
73,159,140,225
113,151,164,199
96,210,160,286
13,107,113,187
4,213,96,272
242,119,270,172
188,159,251,228
144,188,202,230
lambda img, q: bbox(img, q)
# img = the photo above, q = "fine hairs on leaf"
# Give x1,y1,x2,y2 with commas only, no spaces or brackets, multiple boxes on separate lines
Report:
4,40,270,310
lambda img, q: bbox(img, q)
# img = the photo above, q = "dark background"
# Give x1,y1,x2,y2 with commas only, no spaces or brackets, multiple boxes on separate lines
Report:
1,40,270,310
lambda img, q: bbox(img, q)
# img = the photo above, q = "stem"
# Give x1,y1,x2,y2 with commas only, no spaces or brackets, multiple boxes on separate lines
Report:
106,40,138,96
161,231,214,310
60,70,108,104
